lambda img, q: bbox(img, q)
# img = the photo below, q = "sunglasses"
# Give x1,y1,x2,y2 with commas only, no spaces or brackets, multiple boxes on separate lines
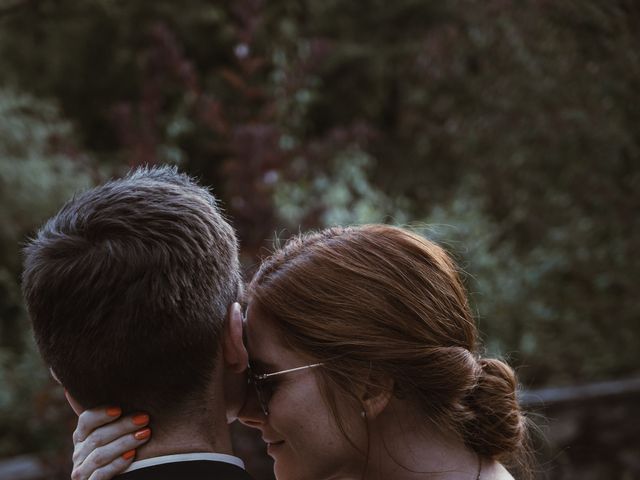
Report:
247,362,324,416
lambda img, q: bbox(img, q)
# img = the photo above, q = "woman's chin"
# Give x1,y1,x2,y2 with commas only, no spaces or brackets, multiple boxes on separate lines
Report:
273,458,305,480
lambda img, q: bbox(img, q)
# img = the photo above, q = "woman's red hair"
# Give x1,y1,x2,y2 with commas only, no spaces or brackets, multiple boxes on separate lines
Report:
248,225,531,476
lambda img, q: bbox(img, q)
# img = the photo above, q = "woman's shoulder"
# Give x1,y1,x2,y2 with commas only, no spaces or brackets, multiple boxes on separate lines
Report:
481,460,515,480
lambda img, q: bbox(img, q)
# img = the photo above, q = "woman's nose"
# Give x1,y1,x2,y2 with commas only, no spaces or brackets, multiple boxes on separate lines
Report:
238,385,267,428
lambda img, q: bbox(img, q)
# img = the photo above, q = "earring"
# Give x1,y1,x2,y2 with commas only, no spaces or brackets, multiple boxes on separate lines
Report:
360,410,366,419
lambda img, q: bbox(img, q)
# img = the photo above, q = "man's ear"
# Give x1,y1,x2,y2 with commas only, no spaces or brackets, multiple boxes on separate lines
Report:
223,302,248,374
51,368,83,416
223,302,249,422
360,376,394,420
64,390,84,416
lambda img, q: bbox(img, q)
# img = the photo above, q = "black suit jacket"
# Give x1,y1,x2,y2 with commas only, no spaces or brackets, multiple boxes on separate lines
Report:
115,460,254,480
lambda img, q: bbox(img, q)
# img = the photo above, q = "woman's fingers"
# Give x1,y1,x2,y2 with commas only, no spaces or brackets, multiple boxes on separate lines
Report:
73,453,134,480
72,429,151,480
70,406,152,480
73,410,150,467
73,407,123,444
86,455,135,480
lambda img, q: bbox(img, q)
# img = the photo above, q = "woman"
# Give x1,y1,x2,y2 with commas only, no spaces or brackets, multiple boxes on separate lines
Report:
71,225,531,479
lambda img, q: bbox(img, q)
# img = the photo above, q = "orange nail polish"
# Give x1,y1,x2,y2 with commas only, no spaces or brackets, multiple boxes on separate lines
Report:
132,413,149,426
134,427,151,441
106,407,122,417
122,449,136,460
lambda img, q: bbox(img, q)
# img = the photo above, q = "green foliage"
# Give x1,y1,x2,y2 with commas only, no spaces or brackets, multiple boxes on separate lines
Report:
266,0,640,387
418,183,639,386
274,148,410,227
0,89,98,456
0,1,236,152
0,0,637,469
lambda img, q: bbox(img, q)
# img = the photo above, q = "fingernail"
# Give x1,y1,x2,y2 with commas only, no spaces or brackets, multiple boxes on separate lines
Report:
122,449,136,460
106,407,122,417
134,427,151,441
132,413,149,426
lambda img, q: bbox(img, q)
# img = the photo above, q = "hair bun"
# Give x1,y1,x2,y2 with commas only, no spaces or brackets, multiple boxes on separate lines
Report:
462,357,527,459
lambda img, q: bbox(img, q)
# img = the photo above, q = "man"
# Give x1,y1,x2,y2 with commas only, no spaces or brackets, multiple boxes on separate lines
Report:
22,166,252,479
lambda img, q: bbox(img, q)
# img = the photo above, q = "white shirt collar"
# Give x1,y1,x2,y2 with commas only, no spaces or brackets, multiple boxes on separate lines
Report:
123,452,245,473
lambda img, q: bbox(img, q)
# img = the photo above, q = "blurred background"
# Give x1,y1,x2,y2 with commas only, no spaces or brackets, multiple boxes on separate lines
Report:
0,1,638,479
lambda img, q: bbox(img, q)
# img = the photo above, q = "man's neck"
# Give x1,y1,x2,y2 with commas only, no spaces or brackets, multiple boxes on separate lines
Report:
134,417,234,461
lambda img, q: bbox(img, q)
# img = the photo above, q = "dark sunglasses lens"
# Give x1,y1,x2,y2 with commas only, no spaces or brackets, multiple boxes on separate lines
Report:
249,374,270,415
255,382,269,415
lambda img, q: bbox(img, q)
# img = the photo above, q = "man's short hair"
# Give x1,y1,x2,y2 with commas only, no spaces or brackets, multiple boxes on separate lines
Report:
22,166,240,415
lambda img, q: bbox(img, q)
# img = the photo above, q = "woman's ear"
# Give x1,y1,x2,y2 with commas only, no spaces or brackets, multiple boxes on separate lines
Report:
360,375,394,420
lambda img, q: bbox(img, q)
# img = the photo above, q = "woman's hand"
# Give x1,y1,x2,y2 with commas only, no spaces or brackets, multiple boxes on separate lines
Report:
71,407,152,480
